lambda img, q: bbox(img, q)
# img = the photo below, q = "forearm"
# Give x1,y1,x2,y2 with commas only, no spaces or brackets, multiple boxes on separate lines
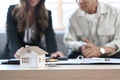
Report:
45,26,57,53
104,40,120,56
103,47,117,56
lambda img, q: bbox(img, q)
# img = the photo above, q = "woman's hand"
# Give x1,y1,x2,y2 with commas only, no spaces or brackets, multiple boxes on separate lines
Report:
50,51,65,58
14,47,25,59
14,47,65,59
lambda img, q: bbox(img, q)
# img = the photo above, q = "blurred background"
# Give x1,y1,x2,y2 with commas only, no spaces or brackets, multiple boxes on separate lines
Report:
0,0,120,32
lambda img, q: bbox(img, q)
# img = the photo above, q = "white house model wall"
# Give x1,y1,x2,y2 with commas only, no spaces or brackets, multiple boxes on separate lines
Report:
20,46,48,68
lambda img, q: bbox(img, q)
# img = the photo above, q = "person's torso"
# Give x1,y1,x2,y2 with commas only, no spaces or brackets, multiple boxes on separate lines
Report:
70,3,119,46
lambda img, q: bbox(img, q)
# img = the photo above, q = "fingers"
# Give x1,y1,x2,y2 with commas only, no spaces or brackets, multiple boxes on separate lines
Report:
84,43,92,48
82,46,101,58
83,39,90,44
14,47,24,59
81,40,101,58
50,53,58,58
85,53,94,58
82,43,95,58
56,51,65,57
14,53,20,59
50,51,65,58
82,47,93,57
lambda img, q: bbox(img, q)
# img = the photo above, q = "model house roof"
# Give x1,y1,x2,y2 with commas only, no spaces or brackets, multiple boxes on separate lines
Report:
20,46,48,55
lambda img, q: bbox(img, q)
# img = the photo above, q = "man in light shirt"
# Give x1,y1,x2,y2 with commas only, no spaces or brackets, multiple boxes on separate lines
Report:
64,0,120,58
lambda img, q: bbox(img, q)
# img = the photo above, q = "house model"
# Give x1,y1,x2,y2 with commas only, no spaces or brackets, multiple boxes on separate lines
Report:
19,45,48,68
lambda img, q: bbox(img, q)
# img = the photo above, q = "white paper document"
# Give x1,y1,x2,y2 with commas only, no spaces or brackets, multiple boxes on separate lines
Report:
46,58,120,65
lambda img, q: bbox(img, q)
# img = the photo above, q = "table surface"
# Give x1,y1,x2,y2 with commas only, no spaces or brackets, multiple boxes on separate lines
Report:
0,59,120,70
0,59,120,80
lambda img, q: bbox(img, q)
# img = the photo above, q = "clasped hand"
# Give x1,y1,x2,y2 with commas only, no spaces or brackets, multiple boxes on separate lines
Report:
81,39,101,58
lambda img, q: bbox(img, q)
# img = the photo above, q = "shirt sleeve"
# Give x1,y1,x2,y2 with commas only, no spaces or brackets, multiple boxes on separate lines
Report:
63,18,85,51
105,11,120,56
6,5,23,58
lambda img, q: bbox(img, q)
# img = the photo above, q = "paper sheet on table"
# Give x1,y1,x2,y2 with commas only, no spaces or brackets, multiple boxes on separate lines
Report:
46,58,120,65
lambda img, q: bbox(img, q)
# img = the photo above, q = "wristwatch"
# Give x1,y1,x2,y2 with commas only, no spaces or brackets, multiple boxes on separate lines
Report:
100,48,105,55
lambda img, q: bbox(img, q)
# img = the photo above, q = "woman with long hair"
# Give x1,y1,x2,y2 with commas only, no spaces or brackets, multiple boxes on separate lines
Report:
1,0,64,59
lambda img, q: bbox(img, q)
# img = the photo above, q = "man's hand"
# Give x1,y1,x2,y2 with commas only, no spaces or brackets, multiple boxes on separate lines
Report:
81,39,101,58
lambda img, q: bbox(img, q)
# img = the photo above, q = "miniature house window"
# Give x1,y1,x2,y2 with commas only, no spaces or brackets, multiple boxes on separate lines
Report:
22,57,30,64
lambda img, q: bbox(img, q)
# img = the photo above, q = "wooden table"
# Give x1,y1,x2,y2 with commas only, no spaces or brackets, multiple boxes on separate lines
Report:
0,60,120,80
